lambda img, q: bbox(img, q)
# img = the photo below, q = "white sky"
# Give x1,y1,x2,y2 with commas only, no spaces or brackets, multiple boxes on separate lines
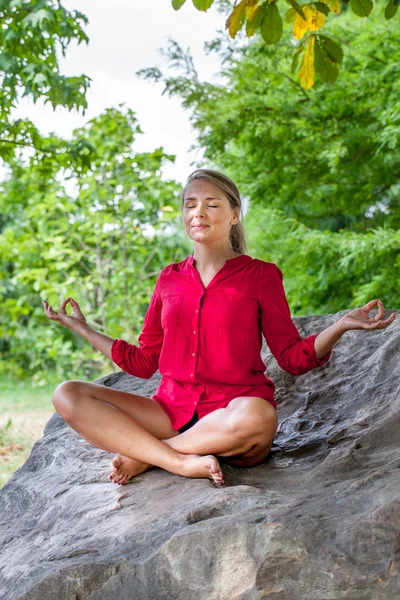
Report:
10,0,228,186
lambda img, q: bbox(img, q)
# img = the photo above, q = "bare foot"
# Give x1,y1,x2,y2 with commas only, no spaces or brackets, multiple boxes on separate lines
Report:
108,454,154,485
179,454,225,486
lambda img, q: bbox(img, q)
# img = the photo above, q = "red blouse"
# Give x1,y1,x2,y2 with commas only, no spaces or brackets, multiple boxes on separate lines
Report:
111,254,332,431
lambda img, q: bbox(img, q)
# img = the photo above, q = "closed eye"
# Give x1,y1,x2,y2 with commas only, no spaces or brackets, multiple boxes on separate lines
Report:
186,205,218,208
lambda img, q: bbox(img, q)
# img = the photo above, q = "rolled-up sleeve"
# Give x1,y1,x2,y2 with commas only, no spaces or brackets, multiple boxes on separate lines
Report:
111,274,164,379
260,264,332,376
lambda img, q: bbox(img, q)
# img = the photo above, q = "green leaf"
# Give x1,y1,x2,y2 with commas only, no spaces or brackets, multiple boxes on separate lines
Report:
350,0,373,17
284,8,298,23
32,73,48,87
291,43,307,74
260,2,283,46
311,2,331,16
172,0,187,8
314,35,340,83
246,4,267,36
384,0,399,19
192,0,214,10
284,0,306,20
23,8,53,29
316,34,343,63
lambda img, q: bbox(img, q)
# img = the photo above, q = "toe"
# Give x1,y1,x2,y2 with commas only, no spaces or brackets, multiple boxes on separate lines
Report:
210,464,224,485
111,456,122,472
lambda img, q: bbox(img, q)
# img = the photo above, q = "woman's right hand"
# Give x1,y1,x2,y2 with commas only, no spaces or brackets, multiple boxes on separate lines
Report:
42,297,88,332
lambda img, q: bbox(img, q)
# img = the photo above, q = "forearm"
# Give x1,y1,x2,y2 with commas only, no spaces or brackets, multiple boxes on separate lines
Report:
75,323,115,360
314,319,347,359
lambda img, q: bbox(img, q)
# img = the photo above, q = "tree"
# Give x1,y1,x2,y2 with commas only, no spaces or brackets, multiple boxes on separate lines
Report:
0,0,90,163
138,8,400,313
139,9,400,232
0,107,187,384
171,0,399,88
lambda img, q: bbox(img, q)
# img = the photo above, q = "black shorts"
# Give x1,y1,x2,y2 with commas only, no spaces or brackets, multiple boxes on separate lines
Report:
178,411,199,434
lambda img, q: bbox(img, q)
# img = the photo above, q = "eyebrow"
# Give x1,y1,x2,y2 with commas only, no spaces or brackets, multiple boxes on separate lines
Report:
183,196,222,202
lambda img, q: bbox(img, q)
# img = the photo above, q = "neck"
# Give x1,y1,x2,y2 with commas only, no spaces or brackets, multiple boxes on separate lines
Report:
192,247,241,271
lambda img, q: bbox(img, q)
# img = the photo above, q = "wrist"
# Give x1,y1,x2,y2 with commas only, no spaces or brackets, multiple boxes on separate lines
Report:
336,317,350,335
74,321,92,336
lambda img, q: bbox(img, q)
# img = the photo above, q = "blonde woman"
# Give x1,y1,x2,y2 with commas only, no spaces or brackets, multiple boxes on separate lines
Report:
43,169,396,486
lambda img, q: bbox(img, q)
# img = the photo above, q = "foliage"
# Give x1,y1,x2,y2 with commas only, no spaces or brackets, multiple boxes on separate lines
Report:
139,8,399,311
0,0,91,162
170,0,399,88
138,10,400,232
244,207,399,315
0,107,189,384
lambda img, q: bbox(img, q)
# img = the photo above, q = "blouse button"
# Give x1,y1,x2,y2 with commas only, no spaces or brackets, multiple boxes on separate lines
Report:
192,353,195,356
190,373,193,377
193,330,196,334
195,310,198,313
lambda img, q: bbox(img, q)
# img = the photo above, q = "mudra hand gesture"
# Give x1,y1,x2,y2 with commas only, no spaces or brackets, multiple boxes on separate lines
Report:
42,297,87,332
339,299,396,331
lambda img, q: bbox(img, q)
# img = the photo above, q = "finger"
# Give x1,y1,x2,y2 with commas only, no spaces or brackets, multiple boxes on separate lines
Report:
364,315,395,329
69,298,80,311
381,313,396,326
363,298,384,320
363,299,384,321
362,320,382,329
59,298,70,315
374,299,385,321
42,300,59,319
373,306,395,325
363,299,379,311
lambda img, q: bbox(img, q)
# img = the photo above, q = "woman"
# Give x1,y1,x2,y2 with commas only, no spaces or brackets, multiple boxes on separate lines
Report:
43,168,396,487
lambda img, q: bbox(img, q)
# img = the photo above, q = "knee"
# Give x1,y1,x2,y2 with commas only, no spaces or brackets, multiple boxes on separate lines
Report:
229,401,277,441
52,380,87,419
245,440,274,467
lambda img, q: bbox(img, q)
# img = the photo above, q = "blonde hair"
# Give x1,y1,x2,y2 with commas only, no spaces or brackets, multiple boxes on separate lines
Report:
180,168,248,254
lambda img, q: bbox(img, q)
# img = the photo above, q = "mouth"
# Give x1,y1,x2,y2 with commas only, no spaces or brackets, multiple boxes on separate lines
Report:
192,225,209,229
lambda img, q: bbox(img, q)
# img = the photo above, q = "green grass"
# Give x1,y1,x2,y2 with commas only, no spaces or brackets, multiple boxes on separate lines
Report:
0,375,58,489
0,366,118,489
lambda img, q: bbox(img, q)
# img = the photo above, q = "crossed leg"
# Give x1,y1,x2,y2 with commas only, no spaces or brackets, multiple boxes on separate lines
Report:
112,396,277,484
163,396,277,466
52,380,277,486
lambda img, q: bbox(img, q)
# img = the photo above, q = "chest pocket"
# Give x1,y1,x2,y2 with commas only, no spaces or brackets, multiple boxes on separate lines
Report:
161,295,183,329
211,294,259,330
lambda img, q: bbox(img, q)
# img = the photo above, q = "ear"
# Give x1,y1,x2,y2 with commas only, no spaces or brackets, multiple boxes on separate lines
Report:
231,208,240,224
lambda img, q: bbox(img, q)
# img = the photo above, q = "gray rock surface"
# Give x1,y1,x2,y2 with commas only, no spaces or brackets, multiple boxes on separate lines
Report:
1,310,399,600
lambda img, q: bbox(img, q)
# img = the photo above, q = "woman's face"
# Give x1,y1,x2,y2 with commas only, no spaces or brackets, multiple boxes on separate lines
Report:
182,180,239,247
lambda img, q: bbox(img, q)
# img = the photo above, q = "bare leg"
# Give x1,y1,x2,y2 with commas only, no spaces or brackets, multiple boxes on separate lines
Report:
162,398,278,462
111,397,277,482
52,383,225,486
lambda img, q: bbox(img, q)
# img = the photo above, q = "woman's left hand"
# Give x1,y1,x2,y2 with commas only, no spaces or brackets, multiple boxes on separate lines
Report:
339,299,396,332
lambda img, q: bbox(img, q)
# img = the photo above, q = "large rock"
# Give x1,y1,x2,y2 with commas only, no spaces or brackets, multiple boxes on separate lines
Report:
1,310,399,600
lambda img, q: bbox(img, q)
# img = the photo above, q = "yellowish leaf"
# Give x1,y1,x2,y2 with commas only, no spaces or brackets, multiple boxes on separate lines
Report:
293,12,308,39
293,3,327,39
226,0,247,38
299,36,315,89
304,4,325,31
327,0,341,13
318,0,341,13
245,4,258,20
